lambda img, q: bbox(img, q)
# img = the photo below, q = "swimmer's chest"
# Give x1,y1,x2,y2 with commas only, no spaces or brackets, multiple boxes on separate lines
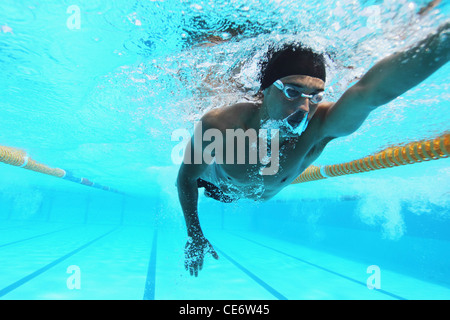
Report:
216,135,322,187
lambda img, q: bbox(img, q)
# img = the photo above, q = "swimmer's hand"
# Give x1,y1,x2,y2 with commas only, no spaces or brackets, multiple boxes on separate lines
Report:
184,234,219,277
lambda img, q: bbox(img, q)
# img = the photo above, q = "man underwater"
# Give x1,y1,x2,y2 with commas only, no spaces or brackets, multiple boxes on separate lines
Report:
177,22,449,276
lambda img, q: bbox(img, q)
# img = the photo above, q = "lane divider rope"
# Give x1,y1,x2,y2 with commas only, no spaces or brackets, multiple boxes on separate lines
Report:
291,132,449,185
0,145,122,194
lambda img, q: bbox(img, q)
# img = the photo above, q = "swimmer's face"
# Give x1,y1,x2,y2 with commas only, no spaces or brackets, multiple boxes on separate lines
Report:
264,75,325,124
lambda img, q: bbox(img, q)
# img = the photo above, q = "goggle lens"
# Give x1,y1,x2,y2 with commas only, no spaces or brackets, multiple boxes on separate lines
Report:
310,91,324,104
285,87,302,99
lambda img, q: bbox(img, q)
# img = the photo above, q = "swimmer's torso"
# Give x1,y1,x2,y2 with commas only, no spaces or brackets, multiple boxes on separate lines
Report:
200,102,333,201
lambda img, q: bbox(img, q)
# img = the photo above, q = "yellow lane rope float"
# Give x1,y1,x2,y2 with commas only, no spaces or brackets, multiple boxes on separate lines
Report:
0,146,121,194
291,132,450,185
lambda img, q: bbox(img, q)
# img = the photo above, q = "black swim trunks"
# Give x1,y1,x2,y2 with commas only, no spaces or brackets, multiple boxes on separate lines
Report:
197,178,237,203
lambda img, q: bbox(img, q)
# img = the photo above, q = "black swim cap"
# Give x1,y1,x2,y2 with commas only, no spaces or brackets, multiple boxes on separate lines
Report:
259,43,326,91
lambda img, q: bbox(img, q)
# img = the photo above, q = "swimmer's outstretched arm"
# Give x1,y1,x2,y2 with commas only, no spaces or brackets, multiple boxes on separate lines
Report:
177,115,219,277
320,22,449,138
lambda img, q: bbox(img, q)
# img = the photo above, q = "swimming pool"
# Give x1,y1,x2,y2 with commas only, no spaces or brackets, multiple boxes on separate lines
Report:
0,0,449,300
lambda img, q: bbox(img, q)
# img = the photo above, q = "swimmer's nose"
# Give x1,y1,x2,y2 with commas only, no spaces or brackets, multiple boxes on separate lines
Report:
288,97,309,125
296,97,310,113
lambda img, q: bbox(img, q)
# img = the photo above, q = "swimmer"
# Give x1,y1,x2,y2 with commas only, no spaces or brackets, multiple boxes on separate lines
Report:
177,22,450,277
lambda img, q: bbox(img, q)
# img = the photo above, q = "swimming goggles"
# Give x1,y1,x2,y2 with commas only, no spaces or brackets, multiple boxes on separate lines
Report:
273,80,324,104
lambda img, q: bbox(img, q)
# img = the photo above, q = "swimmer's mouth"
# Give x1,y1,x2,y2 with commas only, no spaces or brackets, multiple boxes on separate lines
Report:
285,111,309,135
286,110,307,127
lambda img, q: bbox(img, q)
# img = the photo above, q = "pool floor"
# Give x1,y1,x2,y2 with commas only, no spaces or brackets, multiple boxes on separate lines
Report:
0,222,449,300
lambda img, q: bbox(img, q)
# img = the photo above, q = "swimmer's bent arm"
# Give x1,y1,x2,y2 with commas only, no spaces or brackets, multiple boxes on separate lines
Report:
321,22,449,138
177,114,213,239
176,115,219,276
177,163,203,239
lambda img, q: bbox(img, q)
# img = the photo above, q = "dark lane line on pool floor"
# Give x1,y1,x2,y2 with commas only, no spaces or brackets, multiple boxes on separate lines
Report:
229,232,406,300
0,227,120,298
143,229,158,300
0,226,77,249
214,246,288,300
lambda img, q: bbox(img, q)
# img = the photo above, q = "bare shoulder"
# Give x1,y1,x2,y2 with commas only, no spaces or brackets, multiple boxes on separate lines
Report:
310,101,336,137
308,101,337,148
315,101,335,119
200,102,260,130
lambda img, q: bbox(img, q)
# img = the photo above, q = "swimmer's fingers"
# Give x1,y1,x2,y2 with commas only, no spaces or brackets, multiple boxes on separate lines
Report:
193,251,205,276
186,255,200,277
208,243,219,260
193,262,198,277
184,238,218,276
198,254,204,272
184,241,201,276
184,255,193,275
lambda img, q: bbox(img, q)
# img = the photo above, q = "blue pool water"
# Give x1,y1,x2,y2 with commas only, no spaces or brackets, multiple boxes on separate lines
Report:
0,0,449,300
